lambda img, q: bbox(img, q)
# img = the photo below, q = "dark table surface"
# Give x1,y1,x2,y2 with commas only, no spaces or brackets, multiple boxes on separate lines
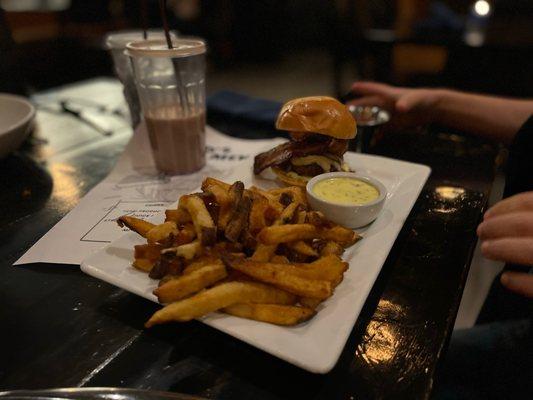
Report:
0,79,498,400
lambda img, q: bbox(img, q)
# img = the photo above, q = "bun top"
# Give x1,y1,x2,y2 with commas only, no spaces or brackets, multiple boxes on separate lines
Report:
276,96,357,139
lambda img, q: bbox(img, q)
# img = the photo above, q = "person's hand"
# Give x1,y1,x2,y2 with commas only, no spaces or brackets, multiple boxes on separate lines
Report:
477,191,533,298
348,82,442,129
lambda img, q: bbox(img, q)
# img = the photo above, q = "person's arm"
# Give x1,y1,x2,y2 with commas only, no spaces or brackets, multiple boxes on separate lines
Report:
433,90,533,144
349,82,533,144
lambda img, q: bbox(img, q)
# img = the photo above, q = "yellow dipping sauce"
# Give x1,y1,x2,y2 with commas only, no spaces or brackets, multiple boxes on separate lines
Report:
313,177,380,205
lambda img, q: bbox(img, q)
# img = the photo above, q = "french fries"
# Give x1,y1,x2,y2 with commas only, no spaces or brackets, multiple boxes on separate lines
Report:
146,221,178,244
205,184,232,230
258,223,361,247
298,297,323,309
161,240,202,260
145,281,297,327
132,258,155,272
201,177,231,192
223,303,316,326
117,216,155,238
258,224,318,244
180,195,217,246
319,241,344,256
320,226,362,247
288,240,318,257
165,208,192,224
251,201,299,261
268,186,308,209
248,195,270,235
119,177,363,328
225,195,252,242
222,255,333,300
154,262,227,303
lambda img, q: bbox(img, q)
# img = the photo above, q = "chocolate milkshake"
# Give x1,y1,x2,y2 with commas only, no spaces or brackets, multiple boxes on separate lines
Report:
126,37,207,175
144,105,205,174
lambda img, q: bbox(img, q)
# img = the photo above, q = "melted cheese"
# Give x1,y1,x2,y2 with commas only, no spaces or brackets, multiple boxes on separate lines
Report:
291,155,340,172
286,171,312,180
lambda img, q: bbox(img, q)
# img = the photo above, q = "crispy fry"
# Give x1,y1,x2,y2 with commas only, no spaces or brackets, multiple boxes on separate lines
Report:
251,202,300,261
305,210,328,227
149,255,183,279
117,216,155,238
213,241,244,255
251,244,276,262
319,241,344,256
217,181,244,230
248,195,270,235
249,186,284,213
223,303,316,326
321,226,361,247
182,255,219,274
294,255,348,284
258,223,360,247
229,181,245,200
162,240,202,260
165,208,192,224
270,255,289,264
298,297,322,309
231,255,346,284
306,212,361,246
201,177,231,192
296,210,307,224
206,184,232,230
288,241,318,257
132,258,155,272
225,195,252,242
134,243,163,261
258,224,318,245
268,186,308,208
180,195,217,246
278,202,300,223
222,255,333,300
145,281,297,326
146,221,178,244
154,262,227,303
172,223,196,246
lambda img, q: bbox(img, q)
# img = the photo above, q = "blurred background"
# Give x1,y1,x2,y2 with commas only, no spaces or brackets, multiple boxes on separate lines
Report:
1,0,533,101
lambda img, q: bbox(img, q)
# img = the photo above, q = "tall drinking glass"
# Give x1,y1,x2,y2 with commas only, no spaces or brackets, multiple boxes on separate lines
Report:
127,38,206,175
104,30,177,128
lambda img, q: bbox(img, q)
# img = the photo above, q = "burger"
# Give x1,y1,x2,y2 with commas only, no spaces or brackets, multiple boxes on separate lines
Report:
253,96,357,187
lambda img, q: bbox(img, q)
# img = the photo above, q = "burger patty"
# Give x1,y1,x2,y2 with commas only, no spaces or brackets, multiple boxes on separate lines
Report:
291,163,324,177
253,136,348,174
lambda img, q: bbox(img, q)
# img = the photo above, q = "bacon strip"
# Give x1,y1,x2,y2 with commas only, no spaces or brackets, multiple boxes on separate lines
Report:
253,138,348,174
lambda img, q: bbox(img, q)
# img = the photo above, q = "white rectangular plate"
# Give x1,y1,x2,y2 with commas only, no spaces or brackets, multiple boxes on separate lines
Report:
81,152,430,374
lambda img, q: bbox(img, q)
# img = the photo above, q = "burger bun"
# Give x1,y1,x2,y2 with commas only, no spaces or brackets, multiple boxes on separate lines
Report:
276,96,357,140
272,167,309,188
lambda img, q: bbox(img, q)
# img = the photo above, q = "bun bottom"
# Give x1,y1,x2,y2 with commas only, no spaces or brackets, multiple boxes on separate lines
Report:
272,167,309,188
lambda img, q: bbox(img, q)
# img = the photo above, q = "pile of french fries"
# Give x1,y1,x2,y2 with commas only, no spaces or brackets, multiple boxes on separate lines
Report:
117,177,361,327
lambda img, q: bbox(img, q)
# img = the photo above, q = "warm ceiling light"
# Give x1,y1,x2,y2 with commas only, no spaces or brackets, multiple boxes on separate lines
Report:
474,0,491,17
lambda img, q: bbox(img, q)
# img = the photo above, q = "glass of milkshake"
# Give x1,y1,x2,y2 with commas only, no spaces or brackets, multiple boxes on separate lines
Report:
126,38,206,175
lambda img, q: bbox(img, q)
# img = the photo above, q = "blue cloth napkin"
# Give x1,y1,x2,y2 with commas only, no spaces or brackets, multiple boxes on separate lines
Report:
207,90,282,126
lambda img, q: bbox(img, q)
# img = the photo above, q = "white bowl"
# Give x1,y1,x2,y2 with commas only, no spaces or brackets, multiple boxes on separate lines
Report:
306,172,387,228
0,93,35,159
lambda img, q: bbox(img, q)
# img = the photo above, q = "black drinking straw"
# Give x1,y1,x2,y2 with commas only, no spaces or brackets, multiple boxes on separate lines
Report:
141,0,148,39
158,0,189,115
159,0,173,48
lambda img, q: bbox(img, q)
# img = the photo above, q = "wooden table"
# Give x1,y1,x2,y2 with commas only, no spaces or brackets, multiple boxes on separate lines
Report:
0,78,497,399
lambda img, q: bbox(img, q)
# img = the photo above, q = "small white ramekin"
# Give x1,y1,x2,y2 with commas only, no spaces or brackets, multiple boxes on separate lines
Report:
306,172,387,228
